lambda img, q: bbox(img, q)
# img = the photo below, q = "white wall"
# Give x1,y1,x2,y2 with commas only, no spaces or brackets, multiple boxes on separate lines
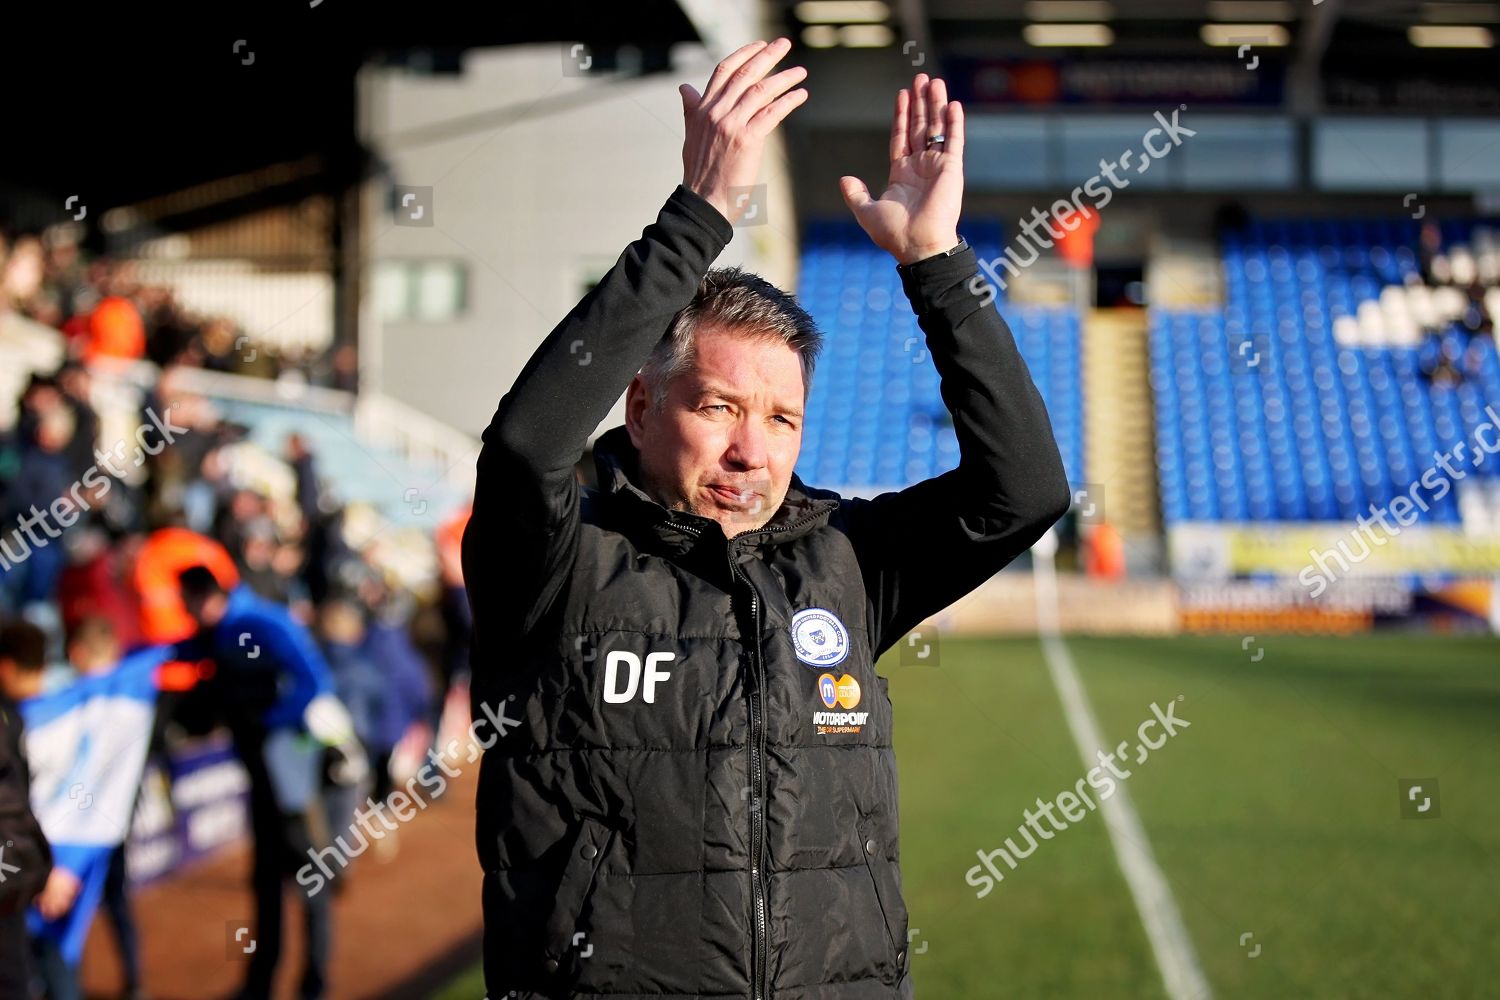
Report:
360,16,797,440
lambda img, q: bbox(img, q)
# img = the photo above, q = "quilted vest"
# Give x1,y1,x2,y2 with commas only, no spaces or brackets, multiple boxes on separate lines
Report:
474,425,913,1000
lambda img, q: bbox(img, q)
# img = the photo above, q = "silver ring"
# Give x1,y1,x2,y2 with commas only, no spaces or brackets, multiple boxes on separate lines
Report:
926,134,946,148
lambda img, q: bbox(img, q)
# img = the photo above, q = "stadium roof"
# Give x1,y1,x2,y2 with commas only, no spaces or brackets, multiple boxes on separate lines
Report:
783,0,1500,62
0,1,701,220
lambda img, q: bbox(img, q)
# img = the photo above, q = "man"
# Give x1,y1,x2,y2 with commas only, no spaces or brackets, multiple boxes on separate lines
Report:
0,621,54,999
463,40,1070,1000
176,566,356,1000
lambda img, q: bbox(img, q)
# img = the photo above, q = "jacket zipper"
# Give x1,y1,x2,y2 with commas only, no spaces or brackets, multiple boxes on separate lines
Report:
732,556,769,1000
666,509,827,1000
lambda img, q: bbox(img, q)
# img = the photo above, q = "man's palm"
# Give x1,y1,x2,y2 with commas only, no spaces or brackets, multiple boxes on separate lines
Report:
850,154,962,255
841,74,964,265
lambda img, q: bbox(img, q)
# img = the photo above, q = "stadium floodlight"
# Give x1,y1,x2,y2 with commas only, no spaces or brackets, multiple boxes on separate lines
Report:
1200,23,1290,46
839,23,896,46
800,23,895,48
1023,23,1115,46
794,0,890,24
801,25,840,48
1023,1,1114,21
1408,25,1495,46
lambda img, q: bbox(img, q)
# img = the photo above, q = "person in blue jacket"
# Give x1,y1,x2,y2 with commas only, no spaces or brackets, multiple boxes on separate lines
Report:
175,565,360,1000
356,584,433,805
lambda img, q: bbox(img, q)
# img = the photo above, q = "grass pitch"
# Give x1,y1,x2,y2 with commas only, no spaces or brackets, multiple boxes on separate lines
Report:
440,634,1500,999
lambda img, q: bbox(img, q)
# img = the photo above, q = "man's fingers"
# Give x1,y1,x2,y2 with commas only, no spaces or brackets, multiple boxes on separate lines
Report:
680,84,702,114
890,88,911,161
703,40,768,101
928,76,948,142
908,74,930,155
748,86,809,136
740,65,808,120
839,176,874,215
945,99,965,161
718,37,792,111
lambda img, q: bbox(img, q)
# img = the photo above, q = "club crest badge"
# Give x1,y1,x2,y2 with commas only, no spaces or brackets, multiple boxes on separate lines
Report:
789,607,849,669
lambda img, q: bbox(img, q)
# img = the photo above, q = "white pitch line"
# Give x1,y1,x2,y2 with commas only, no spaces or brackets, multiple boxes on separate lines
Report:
1031,531,1213,1000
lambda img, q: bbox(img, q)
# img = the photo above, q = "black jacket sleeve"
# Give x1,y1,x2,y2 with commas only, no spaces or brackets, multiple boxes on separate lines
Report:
843,245,1072,659
0,701,52,915
463,185,734,648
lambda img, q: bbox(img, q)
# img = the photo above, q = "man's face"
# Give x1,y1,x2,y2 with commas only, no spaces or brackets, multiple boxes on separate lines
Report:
0,659,18,700
0,659,41,702
69,638,121,676
626,326,804,538
183,592,229,630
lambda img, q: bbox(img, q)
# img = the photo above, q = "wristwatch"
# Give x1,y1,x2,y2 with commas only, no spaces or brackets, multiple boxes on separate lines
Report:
896,236,970,273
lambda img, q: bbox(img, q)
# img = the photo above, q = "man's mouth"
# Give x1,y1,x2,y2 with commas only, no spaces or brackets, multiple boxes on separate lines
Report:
709,484,761,506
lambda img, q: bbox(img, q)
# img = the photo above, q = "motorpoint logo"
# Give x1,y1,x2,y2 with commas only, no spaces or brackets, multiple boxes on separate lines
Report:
836,674,860,709
813,673,866,734
816,672,860,710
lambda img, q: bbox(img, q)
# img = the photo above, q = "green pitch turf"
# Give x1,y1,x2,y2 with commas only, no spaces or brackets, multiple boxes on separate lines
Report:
439,634,1500,999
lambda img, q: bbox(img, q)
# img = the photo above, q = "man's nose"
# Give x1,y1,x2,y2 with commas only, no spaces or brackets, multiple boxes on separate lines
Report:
725,417,768,470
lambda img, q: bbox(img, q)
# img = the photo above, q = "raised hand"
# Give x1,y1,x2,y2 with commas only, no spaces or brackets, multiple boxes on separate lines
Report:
839,74,964,265
680,38,809,225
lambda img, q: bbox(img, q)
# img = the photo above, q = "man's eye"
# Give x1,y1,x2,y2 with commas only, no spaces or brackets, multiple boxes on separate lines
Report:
703,404,730,413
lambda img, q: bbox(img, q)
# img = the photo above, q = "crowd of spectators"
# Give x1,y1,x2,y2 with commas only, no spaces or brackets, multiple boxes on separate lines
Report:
1414,220,1497,386
1,216,470,999
2,221,358,387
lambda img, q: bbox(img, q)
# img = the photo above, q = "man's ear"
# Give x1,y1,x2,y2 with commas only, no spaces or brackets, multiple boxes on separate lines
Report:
624,375,648,449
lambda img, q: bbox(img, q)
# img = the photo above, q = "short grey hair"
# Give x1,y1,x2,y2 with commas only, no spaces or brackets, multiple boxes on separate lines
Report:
639,267,823,413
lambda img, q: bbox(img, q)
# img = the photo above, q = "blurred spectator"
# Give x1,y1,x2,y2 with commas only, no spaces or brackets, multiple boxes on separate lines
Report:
66,617,147,1000
317,600,387,862
1461,278,1494,336
0,621,55,1000
433,505,471,739
57,517,142,653
0,391,77,616
1,620,84,1000
286,434,320,531
85,294,147,363
2,233,45,307
215,489,269,572
356,580,433,806
175,566,342,1000
133,527,238,645
240,521,291,604
1419,219,1444,286
55,362,99,485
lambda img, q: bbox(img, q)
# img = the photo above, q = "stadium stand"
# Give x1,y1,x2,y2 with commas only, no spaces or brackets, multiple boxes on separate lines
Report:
797,220,1084,492
1152,219,1500,526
